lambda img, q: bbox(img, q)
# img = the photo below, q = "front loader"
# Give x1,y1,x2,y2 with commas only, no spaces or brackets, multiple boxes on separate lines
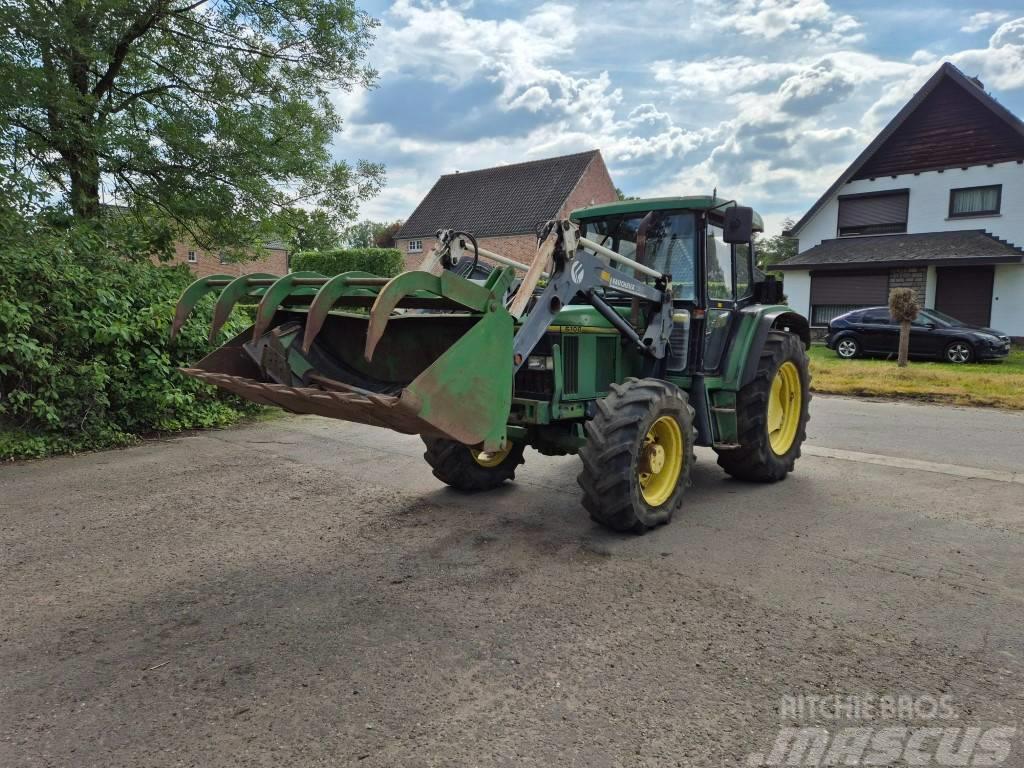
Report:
172,196,810,532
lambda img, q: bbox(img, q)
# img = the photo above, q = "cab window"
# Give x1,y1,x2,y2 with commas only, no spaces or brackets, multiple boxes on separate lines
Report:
585,212,698,301
706,224,733,301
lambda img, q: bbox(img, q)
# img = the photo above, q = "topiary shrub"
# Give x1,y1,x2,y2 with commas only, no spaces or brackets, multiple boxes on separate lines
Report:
889,287,920,368
0,215,257,459
290,247,404,277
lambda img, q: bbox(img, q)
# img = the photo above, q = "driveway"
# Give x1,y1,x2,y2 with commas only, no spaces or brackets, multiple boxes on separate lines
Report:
2,396,1023,767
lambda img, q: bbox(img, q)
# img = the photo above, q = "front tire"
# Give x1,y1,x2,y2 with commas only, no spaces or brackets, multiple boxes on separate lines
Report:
715,331,810,482
423,437,525,491
578,378,696,533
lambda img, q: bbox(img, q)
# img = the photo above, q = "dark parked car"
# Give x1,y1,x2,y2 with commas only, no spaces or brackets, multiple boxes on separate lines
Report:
825,307,1011,363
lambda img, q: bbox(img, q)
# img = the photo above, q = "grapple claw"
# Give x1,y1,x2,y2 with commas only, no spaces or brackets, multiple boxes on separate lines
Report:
170,274,234,339
209,273,277,344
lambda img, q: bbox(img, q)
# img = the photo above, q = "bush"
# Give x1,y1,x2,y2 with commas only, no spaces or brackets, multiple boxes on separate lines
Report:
291,247,404,277
0,215,257,459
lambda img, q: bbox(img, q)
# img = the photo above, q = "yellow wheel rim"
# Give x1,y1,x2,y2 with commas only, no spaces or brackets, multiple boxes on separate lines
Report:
638,415,684,507
471,444,511,468
768,361,802,455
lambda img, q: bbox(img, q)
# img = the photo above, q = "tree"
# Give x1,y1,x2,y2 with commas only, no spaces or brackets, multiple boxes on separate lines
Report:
1,0,383,249
889,287,920,368
754,218,797,272
615,186,639,201
269,208,341,252
342,219,401,248
373,221,401,248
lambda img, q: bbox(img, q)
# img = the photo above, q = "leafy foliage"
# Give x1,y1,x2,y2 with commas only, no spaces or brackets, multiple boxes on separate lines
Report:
291,247,404,277
342,219,403,248
754,218,797,272
0,214,256,459
0,0,383,248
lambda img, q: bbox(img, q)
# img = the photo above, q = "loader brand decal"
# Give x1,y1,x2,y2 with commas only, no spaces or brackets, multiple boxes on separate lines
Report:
609,276,643,294
570,260,585,285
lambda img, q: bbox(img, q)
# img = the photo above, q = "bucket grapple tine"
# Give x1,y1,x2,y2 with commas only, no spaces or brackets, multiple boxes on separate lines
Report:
209,273,277,344
364,270,498,362
251,271,327,341
170,274,234,339
301,271,380,354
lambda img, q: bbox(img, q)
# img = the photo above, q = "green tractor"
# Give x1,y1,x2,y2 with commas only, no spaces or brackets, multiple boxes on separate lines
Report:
172,196,811,533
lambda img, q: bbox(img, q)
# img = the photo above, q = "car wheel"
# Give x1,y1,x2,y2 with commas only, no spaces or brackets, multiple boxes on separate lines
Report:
836,337,860,359
945,341,974,364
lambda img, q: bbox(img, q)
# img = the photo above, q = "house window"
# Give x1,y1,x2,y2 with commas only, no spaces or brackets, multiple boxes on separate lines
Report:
949,185,1001,217
837,190,909,236
187,250,197,263
407,239,423,253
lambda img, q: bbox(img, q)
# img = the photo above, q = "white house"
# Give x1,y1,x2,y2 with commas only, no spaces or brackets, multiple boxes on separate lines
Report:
779,63,1024,337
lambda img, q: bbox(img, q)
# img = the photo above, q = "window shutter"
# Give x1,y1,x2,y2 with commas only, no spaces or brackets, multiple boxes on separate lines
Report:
837,192,909,228
811,272,889,305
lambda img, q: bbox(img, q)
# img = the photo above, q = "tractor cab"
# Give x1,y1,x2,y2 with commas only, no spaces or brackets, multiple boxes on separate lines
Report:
569,197,783,377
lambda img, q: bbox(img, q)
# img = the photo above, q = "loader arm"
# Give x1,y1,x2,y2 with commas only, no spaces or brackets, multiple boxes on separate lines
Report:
509,221,675,375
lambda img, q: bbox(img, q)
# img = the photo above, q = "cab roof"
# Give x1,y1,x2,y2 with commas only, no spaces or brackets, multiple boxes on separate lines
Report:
571,196,764,232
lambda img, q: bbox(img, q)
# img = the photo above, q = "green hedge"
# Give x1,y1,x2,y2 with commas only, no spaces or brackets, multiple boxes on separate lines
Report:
0,215,257,459
290,247,404,277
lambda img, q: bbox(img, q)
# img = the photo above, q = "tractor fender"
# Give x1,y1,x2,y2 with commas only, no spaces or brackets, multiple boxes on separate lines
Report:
739,307,810,387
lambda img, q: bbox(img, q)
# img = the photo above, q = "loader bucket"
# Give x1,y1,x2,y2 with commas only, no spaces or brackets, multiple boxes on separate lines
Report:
172,267,518,451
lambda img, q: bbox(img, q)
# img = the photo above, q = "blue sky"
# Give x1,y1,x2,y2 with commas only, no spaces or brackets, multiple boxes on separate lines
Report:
333,1,1024,235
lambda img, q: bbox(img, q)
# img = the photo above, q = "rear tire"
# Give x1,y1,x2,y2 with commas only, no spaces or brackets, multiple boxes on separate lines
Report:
836,336,860,359
715,331,810,482
423,438,525,491
945,341,973,364
578,378,696,533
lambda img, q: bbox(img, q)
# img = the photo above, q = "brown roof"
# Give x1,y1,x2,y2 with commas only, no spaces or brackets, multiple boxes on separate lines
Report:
777,230,1024,270
396,150,600,239
788,63,1024,237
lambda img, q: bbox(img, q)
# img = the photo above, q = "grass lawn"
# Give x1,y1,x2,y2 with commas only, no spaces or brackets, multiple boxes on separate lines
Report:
808,343,1024,410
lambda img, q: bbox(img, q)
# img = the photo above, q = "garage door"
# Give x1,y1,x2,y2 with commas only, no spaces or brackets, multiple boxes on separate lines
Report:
935,266,993,327
809,271,889,326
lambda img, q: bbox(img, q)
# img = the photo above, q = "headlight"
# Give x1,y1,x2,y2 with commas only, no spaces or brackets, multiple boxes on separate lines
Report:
526,356,554,371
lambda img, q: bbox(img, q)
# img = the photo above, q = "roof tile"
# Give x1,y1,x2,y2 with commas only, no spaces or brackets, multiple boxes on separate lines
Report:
778,230,1024,269
396,151,599,239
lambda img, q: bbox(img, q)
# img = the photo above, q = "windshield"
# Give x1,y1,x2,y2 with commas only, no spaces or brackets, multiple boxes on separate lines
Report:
583,212,697,300
920,309,964,327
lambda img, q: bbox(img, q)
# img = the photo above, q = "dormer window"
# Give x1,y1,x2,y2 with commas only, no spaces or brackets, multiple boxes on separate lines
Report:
949,185,1001,217
837,190,909,237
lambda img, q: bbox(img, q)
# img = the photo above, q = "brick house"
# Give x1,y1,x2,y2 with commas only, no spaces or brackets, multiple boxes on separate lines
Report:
160,239,290,278
780,63,1024,336
395,150,617,270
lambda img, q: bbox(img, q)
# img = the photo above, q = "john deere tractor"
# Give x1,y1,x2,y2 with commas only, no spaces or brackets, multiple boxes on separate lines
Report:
172,196,810,532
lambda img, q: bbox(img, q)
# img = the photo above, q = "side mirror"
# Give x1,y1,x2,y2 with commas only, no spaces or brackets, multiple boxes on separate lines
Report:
926,322,937,330
723,206,754,244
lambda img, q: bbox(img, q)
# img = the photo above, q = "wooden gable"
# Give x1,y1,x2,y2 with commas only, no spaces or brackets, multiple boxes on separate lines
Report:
853,77,1024,179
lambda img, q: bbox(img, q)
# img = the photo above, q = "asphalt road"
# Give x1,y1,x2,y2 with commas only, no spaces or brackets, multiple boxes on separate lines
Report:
2,395,1023,767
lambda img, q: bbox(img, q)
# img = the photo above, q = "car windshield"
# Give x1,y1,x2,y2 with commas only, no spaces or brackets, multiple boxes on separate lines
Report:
583,211,698,300
920,309,964,327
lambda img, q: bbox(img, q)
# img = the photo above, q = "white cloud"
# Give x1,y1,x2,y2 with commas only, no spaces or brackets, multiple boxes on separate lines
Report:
333,2,1024,236
705,0,864,44
961,11,1011,34
950,17,1024,90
